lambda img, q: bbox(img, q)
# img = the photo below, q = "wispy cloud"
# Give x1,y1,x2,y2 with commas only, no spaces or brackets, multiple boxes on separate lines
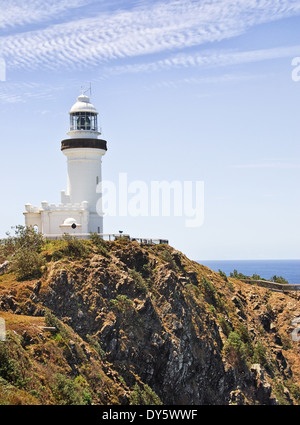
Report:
0,0,95,29
104,45,300,76
232,159,300,169
1,0,300,71
0,80,69,103
142,72,272,91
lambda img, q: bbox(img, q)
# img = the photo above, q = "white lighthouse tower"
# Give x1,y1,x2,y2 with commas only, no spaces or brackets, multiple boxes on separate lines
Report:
24,93,107,237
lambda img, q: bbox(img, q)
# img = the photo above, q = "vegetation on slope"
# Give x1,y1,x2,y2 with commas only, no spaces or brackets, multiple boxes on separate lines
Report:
0,226,300,405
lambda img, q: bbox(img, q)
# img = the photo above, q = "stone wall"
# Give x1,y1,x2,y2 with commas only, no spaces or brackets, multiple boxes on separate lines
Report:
241,279,300,292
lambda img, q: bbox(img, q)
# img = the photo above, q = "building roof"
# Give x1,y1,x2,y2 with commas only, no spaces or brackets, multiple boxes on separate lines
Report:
69,94,98,114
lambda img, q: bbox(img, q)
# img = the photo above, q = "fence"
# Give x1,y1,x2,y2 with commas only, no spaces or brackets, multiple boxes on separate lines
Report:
43,233,169,245
241,279,300,293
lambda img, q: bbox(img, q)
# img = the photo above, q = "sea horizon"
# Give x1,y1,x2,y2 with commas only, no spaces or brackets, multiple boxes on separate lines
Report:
198,259,300,285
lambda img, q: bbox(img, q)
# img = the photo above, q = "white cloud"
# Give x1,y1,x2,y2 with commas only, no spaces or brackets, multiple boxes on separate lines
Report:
232,159,300,169
0,0,95,29
104,45,300,76
1,0,300,71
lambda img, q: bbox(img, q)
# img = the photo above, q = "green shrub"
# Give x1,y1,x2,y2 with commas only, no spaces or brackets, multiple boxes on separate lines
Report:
45,311,71,341
129,269,148,295
86,334,106,358
11,248,46,281
159,249,178,272
61,234,90,259
218,315,232,337
285,380,300,403
230,269,249,280
270,275,289,284
129,383,162,405
252,341,268,367
0,343,21,385
0,332,31,389
201,277,216,294
223,331,247,368
3,225,46,281
89,233,110,257
44,235,91,261
218,269,228,281
51,373,91,405
4,225,44,253
110,295,133,315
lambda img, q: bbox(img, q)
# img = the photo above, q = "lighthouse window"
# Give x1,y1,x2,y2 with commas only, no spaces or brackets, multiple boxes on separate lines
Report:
70,112,98,132
77,113,91,130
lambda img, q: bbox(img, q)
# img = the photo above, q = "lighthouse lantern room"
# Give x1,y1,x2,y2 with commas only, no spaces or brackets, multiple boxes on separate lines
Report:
24,93,107,238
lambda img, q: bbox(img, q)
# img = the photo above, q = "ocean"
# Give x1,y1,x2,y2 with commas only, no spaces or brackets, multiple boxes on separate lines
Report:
198,260,300,285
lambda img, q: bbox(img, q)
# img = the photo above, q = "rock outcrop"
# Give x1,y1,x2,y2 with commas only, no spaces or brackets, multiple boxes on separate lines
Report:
0,239,300,405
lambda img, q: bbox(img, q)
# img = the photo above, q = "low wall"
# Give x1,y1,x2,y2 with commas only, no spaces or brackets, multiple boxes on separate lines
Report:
241,279,300,292
0,261,9,276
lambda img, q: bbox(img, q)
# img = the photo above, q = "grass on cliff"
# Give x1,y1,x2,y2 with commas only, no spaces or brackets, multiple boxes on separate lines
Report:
0,227,113,281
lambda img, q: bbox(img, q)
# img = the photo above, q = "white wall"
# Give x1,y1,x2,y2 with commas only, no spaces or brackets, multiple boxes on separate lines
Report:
63,148,105,213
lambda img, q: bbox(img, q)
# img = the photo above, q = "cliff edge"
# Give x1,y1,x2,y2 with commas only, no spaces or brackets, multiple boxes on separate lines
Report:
0,236,300,405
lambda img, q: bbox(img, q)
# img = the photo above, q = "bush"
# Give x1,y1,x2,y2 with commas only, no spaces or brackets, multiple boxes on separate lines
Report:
51,373,91,405
11,248,46,281
270,275,289,284
129,383,162,405
159,249,178,272
5,225,44,251
223,332,247,368
218,315,232,337
230,269,249,280
5,225,46,281
89,233,110,257
252,341,268,367
110,295,133,315
61,234,90,259
45,235,91,262
129,269,148,295
218,269,228,281
45,311,72,341
0,343,20,385
201,277,216,295
0,332,31,389
201,277,218,306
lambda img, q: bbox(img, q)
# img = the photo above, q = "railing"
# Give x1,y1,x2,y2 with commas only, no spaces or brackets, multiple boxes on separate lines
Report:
131,238,169,245
240,279,300,292
43,233,169,245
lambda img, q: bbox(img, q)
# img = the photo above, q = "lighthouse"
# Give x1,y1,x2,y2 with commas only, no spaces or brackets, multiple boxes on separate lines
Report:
24,93,107,237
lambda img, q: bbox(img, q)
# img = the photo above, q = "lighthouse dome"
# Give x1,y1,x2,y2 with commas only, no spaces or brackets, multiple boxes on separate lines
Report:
68,93,101,139
70,94,98,114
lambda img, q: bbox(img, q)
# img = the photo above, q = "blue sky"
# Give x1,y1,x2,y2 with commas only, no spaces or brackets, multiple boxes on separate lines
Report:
0,0,300,261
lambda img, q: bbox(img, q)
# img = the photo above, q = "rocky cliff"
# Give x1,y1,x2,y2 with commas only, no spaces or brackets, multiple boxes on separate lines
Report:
0,237,300,405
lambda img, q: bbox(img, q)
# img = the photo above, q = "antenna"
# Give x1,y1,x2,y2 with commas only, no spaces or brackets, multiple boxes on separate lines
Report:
80,83,92,97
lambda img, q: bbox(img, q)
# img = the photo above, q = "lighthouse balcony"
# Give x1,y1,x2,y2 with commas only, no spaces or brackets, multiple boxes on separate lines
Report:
61,138,107,151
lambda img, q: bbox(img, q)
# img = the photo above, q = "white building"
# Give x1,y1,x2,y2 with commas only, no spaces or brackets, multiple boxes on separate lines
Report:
24,93,107,238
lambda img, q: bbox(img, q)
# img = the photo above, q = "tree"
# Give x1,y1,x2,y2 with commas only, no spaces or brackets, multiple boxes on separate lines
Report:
270,275,289,285
2,225,46,281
